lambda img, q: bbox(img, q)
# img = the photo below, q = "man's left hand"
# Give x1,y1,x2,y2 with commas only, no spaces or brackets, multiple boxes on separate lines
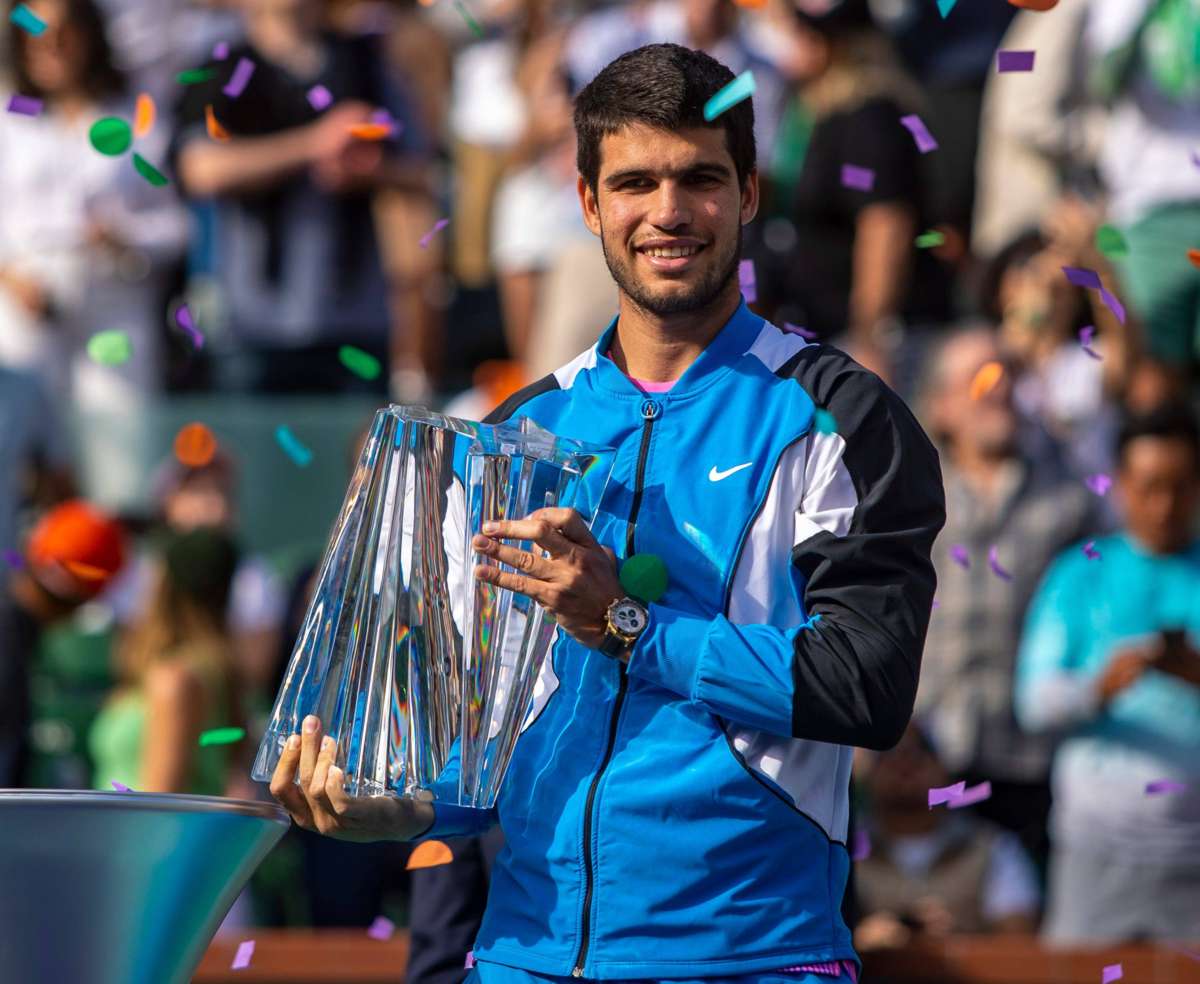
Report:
472,507,622,651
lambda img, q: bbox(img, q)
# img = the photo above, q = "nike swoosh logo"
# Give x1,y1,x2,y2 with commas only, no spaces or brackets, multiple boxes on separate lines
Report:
708,461,753,482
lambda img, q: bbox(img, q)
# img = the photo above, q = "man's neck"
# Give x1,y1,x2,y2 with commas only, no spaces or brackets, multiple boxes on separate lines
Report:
608,285,742,383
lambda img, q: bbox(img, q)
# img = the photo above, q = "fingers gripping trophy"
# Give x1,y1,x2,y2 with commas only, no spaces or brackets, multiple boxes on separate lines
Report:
253,406,615,841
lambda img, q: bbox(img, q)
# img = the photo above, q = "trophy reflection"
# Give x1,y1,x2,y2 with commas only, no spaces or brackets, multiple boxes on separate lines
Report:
253,406,614,809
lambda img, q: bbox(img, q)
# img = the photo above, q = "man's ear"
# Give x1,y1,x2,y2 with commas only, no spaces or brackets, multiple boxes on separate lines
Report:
578,174,603,237
740,168,760,226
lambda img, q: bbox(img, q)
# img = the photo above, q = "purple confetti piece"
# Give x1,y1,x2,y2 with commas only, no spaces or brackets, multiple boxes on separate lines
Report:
782,322,818,341
110,780,133,792
931,598,940,610
465,951,476,970
3,548,22,568
175,303,203,350
739,259,757,304
1085,473,1112,496
899,114,938,153
419,217,450,249
987,545,1013,582
850,829,872,861
1082,541,1101,561
307,85,333,111
367,915,395,941
231,940,255,970
1145,779,1187,795
997,50,1036,73
1099,287,1126,324
212,41,229,60
223,57,255,99
1063,266,1103,290
841,164,875,192
1079,326,1096,347
950,544,970,570
1082,344,1103,361
928,781,967,809
948,780,992,809
1102,965,1122,984
1192,150,1200,170
7,93,43,116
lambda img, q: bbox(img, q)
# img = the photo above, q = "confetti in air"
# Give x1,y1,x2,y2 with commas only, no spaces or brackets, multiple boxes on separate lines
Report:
223,57,256,98
199,727,246,747
703,71,756,122
1082,541,1101,561
936,0,957,16
177,68,216,85
840,164,875,192
987,545,1013,582
453,0,485,38
407,840,455,870
996,50,1036,73
915,230,945,249
1095,225,1128,257
348,122,395,141
1145,779,1187,795
339,345,382,380
1099,287,1126,323
465,951,477,970
1101,965,1122,984
813,409,838,435
212,41,230,60
7,94,43,117
950,545,970,569
87,330,133,365
89,117,133,156
1187,249,1200,270
367,916,396,941
276,426,314,467
307,85,333,111
928,782,967,808
899,114,938,153
1085,473,1112,496
947,781,992,809
9,3,46,35
1063,266,1102,289
174,422,218,468
420,218,450,249
231,940,255,970
969,360,1004,400
133,93,155,137
133,153,169,186
850,829,872,861
738,259,757,304
799,612,822,631
1007,0,1060,8
782,323,818,340
175,302,204,349
206,105,231,142
1079,327,1102,360
111,781,133,792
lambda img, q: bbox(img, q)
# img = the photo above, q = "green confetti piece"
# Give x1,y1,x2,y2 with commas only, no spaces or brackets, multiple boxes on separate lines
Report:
703,71,756,122
89,116,132,156
339,345,382,380
199,726,246,747
915,230,945,249
453,0,484,38
177,67,217,85
10,3,45,35
1095,224,1128,257
814,409,838,435
619,553,668,604
132,152,169,186
86,330,132,366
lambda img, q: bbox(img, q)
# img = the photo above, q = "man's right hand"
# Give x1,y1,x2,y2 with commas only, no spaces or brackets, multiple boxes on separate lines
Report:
269,715,433,843
1096,645,1153,706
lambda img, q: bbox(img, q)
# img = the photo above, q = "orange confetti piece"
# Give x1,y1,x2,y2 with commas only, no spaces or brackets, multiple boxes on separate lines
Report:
133,93,155,138
732,0,766,6
1187,249,1200,269
348,122,393,141
1007,0,1058,8
64,560,114,581
406,840,454,870
174,422,218,468
205,105,231,143
969,361,1005,401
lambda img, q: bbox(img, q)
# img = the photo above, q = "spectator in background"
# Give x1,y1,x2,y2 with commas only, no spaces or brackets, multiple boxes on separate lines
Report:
105,451,285,706
1017,403,1200,944
90,527,243,792
915,327,1106,875
758,0,946,385
852,724,1040,952
1,500,125,787
1088,0,1200,397
0,0,188,408
171,0,431,394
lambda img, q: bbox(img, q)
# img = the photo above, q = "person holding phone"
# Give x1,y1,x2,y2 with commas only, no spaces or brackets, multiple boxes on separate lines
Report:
1016,401,1200,944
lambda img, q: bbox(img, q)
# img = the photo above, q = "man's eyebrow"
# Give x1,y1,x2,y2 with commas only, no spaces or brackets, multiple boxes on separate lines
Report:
603,161,733,188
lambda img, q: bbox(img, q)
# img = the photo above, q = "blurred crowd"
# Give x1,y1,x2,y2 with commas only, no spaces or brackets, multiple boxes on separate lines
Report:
1,0,1199,967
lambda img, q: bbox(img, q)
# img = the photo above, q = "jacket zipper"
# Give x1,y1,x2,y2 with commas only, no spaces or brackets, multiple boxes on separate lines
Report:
572,398,660,978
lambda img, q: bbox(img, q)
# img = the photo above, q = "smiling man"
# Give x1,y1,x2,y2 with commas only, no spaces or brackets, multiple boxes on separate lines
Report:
271,43,945,984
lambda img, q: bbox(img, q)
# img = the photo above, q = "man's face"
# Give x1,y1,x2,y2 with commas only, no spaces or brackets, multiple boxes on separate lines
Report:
1116,436,1200,555
578,123,758,318
929,333,1018,458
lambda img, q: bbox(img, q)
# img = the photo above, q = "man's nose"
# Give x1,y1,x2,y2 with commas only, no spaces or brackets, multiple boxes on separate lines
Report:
649,184,691,228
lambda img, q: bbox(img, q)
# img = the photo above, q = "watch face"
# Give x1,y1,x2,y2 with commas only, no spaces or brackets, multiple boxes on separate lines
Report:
612,601,648,635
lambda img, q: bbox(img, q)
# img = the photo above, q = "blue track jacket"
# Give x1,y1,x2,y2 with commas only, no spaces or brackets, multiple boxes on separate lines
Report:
423,301,945,979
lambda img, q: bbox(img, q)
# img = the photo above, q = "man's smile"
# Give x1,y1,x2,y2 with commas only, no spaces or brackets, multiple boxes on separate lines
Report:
635,238,708,272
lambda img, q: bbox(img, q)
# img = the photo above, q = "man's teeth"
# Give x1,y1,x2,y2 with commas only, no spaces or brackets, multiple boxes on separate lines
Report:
643,245,700,258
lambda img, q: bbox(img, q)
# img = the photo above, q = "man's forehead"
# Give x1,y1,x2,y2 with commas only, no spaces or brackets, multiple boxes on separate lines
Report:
597,122,734,175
